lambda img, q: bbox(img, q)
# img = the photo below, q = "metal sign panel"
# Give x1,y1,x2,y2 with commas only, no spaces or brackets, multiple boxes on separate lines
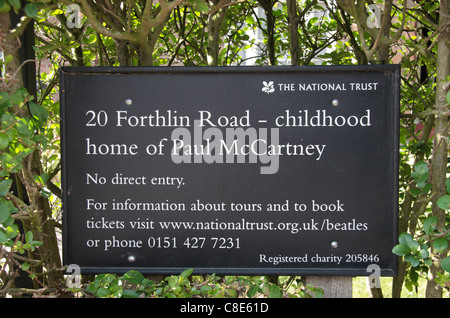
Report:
61,65,399,276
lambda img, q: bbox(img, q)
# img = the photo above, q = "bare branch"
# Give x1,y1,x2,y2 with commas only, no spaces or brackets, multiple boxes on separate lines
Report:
76,0,135,41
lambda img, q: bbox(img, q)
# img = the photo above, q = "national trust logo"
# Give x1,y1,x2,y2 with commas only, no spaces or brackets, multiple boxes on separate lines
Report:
262,81,275,94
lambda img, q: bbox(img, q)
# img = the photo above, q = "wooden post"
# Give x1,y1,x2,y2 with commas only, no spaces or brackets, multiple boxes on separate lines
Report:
304,276,352,298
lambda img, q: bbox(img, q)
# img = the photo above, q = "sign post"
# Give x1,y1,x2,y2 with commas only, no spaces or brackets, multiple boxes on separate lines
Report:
61,66,399,281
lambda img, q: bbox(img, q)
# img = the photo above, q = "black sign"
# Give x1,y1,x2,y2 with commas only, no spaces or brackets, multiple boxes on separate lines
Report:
61,65,399,276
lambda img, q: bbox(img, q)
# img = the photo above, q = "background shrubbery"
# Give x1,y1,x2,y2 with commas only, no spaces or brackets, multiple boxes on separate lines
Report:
0,0,448,298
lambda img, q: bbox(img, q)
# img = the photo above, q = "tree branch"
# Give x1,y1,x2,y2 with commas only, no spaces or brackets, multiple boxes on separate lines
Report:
74,0,135,41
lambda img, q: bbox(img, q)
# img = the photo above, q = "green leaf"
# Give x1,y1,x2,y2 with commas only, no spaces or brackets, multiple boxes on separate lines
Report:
100,274,116,285
200,285,212,292
180,268,193,278
122,270,145,285
122,289,139,298
314,289,324,298
398,233,418,252
4,55,12,64
409,268,419,283
0,92,12,108
405,254,420,267
168,276,178,288
414,161,428,175
31,240,43,246
109,285,123,298
29,102,48,124
33,173,49,186
25,231,33,243
0,179,12,196
21,262,30,271
10,87,28,106
416,182,427,190
172,285,182,294
423,216,437,236
247,285,258,298
194,0,209,13
5,224,18,239
0,230,7,244
418,248,429,259
1,112,13,125
392,244,411,256
0,132,9,150
86,281,100,293
268,284,282,298
433,238,448,254
436,195,450,210
96,287,110,298
441,256,450,273
24,3,37,18
15,118,33,137
50,8,64,15
7,0,20,12
416,173,429,189
424,258,432,266
0,0,11,13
